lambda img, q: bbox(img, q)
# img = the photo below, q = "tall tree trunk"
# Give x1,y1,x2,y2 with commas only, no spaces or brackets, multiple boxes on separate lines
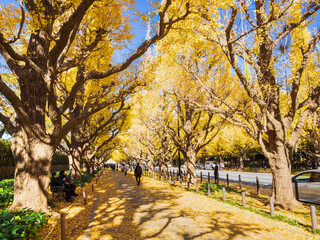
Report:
147,159,153,173
82,148,92,173
68,149,82,181
10,130,54,213
185,147,197,185
83,160,91,174
68,120,83,180
10,30,54,213
269,140,302,210
94,157,100,171
239,156,244,170
158,160,162,174
161,161,169,177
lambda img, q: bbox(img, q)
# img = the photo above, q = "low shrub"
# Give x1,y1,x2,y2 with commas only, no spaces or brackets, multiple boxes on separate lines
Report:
0,208,47,240
81,173,95,184
52,151,68,165
0,179,14,207
0,139,14,167
0,169,100,239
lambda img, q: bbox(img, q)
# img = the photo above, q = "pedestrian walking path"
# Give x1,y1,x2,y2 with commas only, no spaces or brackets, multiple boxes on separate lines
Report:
78,169,318,240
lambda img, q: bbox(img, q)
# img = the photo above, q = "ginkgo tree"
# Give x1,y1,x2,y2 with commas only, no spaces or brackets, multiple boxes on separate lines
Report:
299,110,320,169
119,82,166,172
153,10,242,185
206,125,258,169
137,44,227,185
58,65,136,180
137,94,176,177
60,98,127,178
0,0,191,213
196,0,320,209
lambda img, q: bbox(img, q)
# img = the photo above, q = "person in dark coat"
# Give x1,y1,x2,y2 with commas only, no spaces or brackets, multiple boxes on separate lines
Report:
134,163,143,186
58,170,78,197
214,164,219,184
51,172,74,202
123,164,128,175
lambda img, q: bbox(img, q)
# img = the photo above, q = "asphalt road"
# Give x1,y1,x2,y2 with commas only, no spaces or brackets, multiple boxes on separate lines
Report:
168,168,273,188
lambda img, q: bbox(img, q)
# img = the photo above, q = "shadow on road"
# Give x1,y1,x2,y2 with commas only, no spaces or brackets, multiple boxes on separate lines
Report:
87,170,271,239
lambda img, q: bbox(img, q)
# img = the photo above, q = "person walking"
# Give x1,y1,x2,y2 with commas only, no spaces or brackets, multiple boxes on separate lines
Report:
214,164,219,184
123,164,128,175
134,163,143,186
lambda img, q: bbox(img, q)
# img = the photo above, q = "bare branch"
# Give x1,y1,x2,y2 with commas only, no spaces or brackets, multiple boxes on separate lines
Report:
0,75,30,132
8,0,25,44
0,113,15,135
49,0,96,66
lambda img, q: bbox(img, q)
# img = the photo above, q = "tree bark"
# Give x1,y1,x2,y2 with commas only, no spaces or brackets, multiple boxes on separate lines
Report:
269,138,302,210
83,159,91,174
239,156,244,170
68,149,82,180
10,30,53,213
147,159,154,173
185,146,197,185
161,161,169,177
10,129,54,213
94,157,100,171
83,150,93,173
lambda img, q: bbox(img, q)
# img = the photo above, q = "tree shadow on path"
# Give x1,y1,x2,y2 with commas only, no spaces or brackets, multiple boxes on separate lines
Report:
85,170,287,240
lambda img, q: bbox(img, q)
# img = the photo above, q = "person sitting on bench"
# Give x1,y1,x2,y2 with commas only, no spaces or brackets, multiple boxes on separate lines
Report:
58,170,78,197
51,172,74,202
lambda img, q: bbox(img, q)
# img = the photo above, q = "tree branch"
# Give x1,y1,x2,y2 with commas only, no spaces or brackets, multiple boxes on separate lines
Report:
85,0,191,80
8,0,25,44
49,0,96,66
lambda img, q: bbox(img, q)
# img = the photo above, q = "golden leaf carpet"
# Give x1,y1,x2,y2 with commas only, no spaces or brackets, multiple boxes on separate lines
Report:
39,169,319,240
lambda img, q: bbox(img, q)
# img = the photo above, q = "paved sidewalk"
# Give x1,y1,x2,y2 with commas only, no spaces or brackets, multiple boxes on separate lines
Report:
81,169,318,240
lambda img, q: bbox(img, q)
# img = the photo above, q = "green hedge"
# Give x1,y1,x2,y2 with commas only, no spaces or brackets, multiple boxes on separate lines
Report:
0,139,68,166
0,139,13,167
52,151,68,165
0,170,98,239
0,179,14,207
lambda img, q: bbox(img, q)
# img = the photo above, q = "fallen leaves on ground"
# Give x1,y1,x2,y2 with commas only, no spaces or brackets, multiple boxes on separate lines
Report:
38,169,320,240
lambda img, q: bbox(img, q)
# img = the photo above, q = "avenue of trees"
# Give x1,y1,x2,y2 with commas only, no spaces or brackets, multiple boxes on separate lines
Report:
0,0,191,213
120,0,320,210
0,0,319,212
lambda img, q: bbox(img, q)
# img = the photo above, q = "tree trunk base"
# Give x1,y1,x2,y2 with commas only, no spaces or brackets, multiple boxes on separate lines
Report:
9,204,56,216
273,199,304,211
49,211,61,218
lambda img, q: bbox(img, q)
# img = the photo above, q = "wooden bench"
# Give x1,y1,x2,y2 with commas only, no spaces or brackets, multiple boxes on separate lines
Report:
50,184,65,200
